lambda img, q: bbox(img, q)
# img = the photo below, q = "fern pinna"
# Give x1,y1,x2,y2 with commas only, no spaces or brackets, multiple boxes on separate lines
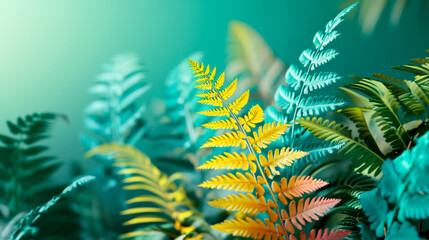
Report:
265,3,358,163
188,60,347,239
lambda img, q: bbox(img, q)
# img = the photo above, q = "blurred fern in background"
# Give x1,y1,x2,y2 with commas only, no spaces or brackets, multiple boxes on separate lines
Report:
0,113,81,240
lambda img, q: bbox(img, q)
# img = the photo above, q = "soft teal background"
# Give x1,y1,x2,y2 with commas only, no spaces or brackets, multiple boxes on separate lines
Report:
0,0,428,174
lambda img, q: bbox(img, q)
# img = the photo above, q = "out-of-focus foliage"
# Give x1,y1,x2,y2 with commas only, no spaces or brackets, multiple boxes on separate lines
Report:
5,176,95,240
344,0,429,35
0,113,81,240
361,130,429,239
266,2,358,163
299,49,429,177
86,144,208,240
188,59,346,239
226,21,287,106
80,54,151,239
82,54,150,150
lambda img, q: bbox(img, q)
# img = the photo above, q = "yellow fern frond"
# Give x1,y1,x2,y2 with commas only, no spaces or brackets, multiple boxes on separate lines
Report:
201,131,246,148
199,172,258,192
229,89,250,114
214,72,225,89
209,193,269,215
260,148,308,177
196,79,237,99
198,152,256,172
198,107,230,117
220,79,237,100
86,144,197,238
197,96,223,106
196,89,216,98
212,217,286,240
201,118,237,130
239,104,264,132
272,176,329,205
249,122,290,153
195,82,212,90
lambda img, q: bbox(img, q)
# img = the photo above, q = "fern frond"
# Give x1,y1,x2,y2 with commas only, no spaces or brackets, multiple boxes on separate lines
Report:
288,228,351,240
297,117,384,176
229,89,250,114
282,197,340,233
86,144,196,235
272,176,329,205
197,96,223,107
214,72,224,89
198,152,256,172
299,49,338,70
198,107,230,117
208,193,269,215
212,217,286,240
201,118,237,130
199,172,258,192
239,104,264,132
219,79,238,99
201,131,246,148
260,148,308,177
249,122,290,153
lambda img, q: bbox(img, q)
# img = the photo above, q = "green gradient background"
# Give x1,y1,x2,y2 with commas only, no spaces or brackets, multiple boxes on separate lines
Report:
0,0,428,174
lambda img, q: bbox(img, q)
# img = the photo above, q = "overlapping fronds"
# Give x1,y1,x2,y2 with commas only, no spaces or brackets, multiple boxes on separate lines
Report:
297,117,384,176
299,50,429,176
7,176,95,240
0,113,84,239
226,21,287,105
81,54,150,150
85,144,203,239
266,3,357,163
288,228,352,240
361,130,429,239
189,58,340,239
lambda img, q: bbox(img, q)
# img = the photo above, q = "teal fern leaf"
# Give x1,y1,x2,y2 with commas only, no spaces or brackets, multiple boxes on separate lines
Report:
267,2,357,163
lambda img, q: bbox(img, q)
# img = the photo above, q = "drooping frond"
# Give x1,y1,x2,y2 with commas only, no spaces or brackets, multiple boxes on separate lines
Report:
85,144,197,238
201,131,246,148
199,172,258,192
201,118,237,130
239,104,264,132
208,193,269,215
259,148,308,177
297,117,384,176
212,217,286,240
249,122,290,153
282,197,340,233
198,152,256,172
272,176,329,205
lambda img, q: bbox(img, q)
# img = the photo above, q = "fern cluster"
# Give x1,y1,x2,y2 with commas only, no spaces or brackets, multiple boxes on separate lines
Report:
360,130,429,239
86,144,206,240
266,3,358,163
0,113,83,240
299,49,429,176
188,59,348,239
